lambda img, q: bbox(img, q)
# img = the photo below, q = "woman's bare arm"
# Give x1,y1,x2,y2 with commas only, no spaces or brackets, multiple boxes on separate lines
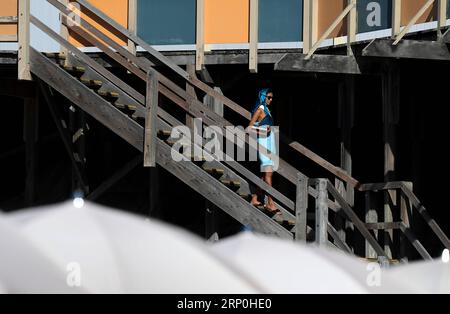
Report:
247,108,263,134
248,108,263,127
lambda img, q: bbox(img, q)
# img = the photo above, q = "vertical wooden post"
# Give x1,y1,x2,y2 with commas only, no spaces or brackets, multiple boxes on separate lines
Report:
205,206,219,242
128,0,137,55
347,0,357,55
18,0,31,81
337,76,355,206
303,0,311,54
149,165,159,217
392,0,402,38
438,0,448,38
315,179,329,247
400,182,413,262
365,191,379,258
23,96,39,206
311,0,318,47
203,70,223,241
382,63,400,259
295,173,308,242
249,0,259,73
75,110,89,194
336,76,355,247
60,0,69,63
186,65,197,130
144,69,159,167
196,0,205,71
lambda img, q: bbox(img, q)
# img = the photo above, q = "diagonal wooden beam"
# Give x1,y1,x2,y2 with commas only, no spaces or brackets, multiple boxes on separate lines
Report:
305,3,356,60
393,0,435,45
87,155,142,201
327,181,387,257
38,80,89,194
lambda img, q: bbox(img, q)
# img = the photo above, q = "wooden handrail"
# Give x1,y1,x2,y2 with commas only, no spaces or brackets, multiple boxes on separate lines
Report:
361,180,450,254
58,0,361,189
48,1,344,205
73,0,189,80
326,180,387,257
33,2,450,258
50,0,450,251
359,181,409,192
399,222,433,260
400,183,450,250
32,11,303,216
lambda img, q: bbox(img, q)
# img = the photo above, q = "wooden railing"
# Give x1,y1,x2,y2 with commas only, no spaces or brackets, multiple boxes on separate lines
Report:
300,178,387,257
294,177,450,260
25,0,450,260
66,0,365,195
14,0,450,187
361,181,450,259
30,0,305,223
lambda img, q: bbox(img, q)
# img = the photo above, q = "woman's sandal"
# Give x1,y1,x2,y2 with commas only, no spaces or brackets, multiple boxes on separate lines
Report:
264,206,280,216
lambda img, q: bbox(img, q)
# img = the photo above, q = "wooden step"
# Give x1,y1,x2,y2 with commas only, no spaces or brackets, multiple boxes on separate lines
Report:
63,65,86,74
114,103,137,111
157,130,172,139
203,167,225,177
360,258,400,265
281,219,295,228
166,140,190,155
80,78,103,89
191,156,207,163
166,140,190,148
220,180,241,190
97,90,120,99
131,113,144,122
238,192,252,201
44,52,66,60
257,205,282,218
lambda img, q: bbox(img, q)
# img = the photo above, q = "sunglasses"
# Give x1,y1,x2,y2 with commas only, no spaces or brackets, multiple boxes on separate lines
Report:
266,96,273,100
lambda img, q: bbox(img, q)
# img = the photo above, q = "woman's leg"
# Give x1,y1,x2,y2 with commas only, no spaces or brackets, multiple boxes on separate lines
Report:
264,168,278,211
251,178,263,206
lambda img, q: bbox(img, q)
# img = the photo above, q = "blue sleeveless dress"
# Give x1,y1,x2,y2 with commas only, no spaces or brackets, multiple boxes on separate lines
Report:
254,104,276,169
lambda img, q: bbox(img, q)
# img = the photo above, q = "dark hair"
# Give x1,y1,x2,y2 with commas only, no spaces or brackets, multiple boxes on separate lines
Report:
252,88,273,114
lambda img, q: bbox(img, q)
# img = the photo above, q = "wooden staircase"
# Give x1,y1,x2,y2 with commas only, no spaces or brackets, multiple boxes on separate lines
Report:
33,48,297,239
25,0,450,262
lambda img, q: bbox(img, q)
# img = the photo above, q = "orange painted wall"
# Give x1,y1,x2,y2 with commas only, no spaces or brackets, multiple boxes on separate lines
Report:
0,0,18,39
401,0,437,25
205,0,249,44
317,0,346,40
69,0,128,47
